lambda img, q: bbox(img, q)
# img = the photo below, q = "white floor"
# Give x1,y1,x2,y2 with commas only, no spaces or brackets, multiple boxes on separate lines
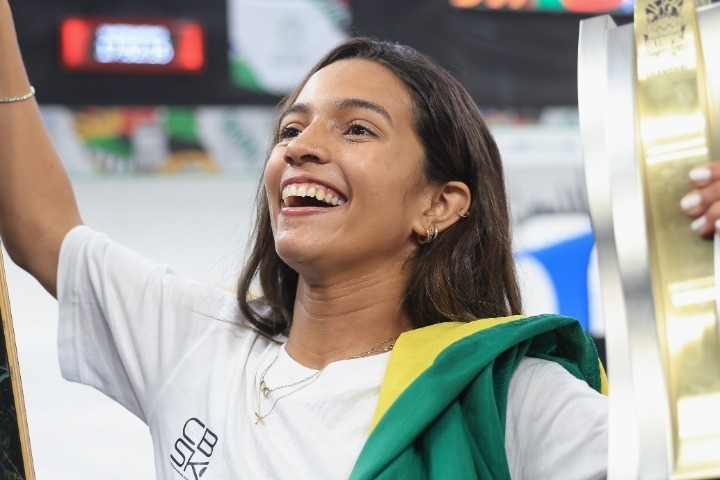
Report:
5,174,259,479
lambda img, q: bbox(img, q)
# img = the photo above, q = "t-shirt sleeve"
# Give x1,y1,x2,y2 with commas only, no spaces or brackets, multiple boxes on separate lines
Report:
505,357,608,480
57,225,241,423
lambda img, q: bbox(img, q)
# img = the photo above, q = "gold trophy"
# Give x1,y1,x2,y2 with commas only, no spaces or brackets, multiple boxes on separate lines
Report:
579,1,720,478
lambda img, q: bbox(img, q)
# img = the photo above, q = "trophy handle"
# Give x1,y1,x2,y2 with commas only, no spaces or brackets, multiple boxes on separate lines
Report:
579,15,671,480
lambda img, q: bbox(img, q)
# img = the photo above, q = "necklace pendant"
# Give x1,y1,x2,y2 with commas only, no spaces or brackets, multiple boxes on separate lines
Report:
254,412,265,425
260,380,270,397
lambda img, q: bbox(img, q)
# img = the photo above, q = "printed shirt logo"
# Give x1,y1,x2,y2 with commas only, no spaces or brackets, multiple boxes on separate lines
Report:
170,417,218,479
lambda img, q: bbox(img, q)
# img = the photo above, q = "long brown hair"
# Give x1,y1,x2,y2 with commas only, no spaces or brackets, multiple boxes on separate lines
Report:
237,38,523,337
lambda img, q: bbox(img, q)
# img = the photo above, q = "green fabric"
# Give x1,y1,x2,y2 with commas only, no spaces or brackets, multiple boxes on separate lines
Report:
349,314,602,480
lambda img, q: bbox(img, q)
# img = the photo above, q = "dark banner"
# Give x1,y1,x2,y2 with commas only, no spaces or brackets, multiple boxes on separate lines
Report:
12,0,639,107
350,0,630,106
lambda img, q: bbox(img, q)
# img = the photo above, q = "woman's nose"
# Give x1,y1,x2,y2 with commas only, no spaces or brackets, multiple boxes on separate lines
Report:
284,133,327,165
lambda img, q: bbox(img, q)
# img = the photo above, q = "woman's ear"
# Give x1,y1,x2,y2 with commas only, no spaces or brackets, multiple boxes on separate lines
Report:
420,181,471,233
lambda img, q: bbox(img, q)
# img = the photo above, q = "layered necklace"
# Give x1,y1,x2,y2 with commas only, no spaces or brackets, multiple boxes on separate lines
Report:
254,334,400,425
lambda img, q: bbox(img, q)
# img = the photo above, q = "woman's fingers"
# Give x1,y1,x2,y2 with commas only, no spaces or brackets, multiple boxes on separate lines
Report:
688,162,720,188
680,189,703,217
686,201,720,239
681,164,720,218
681,163,720,239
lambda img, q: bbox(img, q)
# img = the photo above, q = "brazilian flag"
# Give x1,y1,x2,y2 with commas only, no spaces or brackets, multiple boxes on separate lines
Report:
349,314,607,480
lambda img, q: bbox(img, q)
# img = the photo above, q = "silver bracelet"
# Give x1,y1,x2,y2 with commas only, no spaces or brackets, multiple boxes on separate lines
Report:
0,86,36,104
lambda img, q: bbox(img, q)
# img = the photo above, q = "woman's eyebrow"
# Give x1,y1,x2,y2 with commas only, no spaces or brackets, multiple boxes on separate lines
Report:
279,98,394,127
279,102,309,124
335,98,394,126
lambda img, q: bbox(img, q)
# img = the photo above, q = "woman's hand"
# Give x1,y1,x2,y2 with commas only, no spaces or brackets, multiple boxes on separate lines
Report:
680,162,720,239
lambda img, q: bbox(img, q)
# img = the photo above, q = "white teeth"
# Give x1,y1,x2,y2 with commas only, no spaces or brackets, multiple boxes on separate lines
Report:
281,183,346,207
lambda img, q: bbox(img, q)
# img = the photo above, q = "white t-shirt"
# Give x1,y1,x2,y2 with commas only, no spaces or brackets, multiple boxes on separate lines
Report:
57,226,608,480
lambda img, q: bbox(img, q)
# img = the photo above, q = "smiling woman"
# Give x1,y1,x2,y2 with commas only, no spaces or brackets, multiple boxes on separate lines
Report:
0,0,609,477
241,43,524,338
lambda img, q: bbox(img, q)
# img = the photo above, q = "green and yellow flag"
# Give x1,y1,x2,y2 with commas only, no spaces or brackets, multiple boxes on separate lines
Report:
350,314,607,480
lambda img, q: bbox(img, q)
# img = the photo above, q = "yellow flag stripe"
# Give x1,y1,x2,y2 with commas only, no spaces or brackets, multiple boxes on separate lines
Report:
599,359,608,396
370,315,527,430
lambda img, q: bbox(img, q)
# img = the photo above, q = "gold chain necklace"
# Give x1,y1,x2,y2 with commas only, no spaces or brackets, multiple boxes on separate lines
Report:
349,334,399,359
254,334,401,425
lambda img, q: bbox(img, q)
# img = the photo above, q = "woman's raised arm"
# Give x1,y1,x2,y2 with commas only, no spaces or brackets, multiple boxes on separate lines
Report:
0,0,82,296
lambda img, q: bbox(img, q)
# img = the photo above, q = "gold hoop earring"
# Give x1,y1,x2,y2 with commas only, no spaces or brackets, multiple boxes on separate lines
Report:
418,225,439,244
457,208,469,218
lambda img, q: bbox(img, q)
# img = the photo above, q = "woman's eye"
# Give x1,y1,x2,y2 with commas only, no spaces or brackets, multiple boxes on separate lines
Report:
346,123,374,137
279,126,301,142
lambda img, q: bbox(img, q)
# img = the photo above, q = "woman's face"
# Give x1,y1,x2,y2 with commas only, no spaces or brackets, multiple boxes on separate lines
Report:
264,59,429,282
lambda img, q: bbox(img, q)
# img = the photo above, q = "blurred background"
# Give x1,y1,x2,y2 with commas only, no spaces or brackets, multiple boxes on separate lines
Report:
4,0,637,477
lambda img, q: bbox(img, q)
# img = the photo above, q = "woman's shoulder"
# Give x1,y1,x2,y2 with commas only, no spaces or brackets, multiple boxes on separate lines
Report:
60,224,269,334
505,357,608,479
510,356,605,398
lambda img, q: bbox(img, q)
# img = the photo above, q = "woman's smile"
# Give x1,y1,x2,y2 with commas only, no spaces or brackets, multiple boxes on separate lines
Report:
264,58,426,275
279,175,348,215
